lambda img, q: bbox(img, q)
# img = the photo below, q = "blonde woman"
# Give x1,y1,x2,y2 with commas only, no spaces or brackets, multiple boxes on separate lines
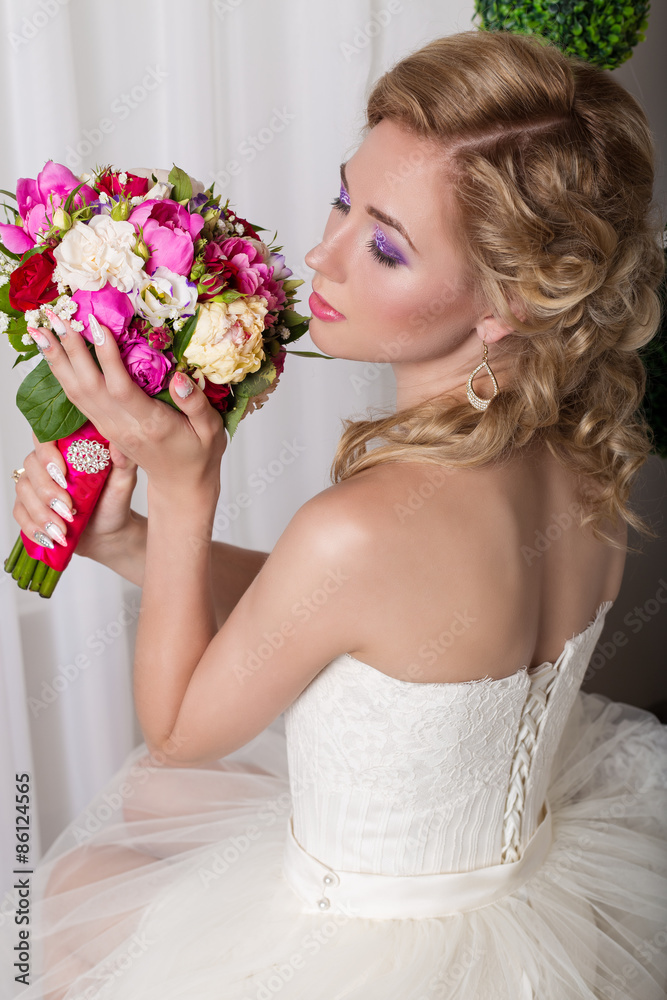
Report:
5,28,667,1000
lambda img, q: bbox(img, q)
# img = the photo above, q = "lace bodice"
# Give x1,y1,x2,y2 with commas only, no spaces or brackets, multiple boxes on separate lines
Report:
283,601,613,876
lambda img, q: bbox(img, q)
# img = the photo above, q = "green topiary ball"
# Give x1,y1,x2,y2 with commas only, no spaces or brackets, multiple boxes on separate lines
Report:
473,0,651,70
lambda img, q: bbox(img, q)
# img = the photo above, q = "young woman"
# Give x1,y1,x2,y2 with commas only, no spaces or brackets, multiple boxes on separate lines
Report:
4,27,667,1000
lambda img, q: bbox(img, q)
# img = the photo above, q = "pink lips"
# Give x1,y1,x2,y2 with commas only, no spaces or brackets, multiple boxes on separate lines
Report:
309,290,346,322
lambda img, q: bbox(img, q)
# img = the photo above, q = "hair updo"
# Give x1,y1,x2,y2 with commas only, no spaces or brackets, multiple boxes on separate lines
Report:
329,28,665,548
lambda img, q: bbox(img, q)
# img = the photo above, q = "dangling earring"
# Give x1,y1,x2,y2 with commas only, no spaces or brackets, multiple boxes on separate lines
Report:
466,340,499,411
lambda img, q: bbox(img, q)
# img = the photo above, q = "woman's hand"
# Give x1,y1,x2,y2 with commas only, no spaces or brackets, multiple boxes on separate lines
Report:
27,314,228,498
13,432,139,559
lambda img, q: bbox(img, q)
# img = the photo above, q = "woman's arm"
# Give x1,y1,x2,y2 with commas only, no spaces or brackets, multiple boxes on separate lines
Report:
12,440,270,628
27,313,354,764
87,511,270,627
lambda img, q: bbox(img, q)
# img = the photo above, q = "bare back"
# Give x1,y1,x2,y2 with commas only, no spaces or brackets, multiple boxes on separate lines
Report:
336,439,627,683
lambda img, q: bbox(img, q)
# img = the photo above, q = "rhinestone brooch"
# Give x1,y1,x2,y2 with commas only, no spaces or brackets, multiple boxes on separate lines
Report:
65,439,111,474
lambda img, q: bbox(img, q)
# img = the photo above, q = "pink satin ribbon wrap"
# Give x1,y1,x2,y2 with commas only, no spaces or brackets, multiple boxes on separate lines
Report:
21,420,112,572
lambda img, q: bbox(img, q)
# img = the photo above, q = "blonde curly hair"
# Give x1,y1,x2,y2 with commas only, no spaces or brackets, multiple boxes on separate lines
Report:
329,29,665,549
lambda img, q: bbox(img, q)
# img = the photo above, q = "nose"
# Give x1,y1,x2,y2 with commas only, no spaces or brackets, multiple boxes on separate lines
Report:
304,236,345,284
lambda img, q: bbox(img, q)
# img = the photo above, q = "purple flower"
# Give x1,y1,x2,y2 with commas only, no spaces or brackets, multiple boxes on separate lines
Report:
116,330,173,395
128,198,205,277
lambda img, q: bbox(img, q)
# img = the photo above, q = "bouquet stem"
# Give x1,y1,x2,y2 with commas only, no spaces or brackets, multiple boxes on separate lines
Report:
4,420,111,598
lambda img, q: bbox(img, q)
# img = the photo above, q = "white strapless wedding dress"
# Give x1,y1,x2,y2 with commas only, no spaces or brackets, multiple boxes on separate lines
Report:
1,599,666,998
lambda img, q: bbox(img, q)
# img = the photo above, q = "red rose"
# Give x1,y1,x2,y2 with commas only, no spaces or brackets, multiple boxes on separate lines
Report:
201,378,232,412
97,170,150,199
9,249,58,312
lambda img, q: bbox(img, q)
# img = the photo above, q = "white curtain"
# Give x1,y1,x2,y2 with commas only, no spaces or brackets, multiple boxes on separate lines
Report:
0,0,483,900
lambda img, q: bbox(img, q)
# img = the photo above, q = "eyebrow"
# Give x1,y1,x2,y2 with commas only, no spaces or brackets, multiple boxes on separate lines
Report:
340,162,419,255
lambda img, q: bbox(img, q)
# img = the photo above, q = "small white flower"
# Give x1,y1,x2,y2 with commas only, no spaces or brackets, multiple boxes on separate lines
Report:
0,312,10,335
21,330,34,344
173,317,185,332
118,171,128,185
275,324,290,340
235,223,244,234
53,294,78,320
70,319,85,332
0,275,7,287
24,309,41,328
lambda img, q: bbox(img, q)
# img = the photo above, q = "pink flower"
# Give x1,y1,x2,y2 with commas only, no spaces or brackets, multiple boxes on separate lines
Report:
116,332,173,395
0,161,97,252
128,199,205,277
71,285,135,343
217,237,272,296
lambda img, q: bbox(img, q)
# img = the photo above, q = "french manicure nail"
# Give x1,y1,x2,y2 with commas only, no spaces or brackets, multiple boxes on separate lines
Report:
45,308,67,335
88,314,105,345
44,521,67,547
27,326,50,349
49,497,74,522
46,462,67,489
173,372,193,398
33,530,55,549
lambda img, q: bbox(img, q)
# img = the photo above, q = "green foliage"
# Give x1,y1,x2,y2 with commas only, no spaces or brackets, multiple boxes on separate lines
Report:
16,359,88,443
223,355,280,439
168,165,193,204
473,0,651,69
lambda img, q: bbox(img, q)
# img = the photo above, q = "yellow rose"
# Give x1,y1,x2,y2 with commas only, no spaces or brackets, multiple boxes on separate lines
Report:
183,296,267,384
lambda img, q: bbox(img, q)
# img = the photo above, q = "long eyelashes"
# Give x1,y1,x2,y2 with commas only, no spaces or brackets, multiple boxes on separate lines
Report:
330,190,401,269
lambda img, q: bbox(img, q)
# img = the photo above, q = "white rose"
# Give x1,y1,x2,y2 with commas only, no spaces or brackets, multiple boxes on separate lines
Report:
132,266,198,327
183,297,268,384
53,216,144,293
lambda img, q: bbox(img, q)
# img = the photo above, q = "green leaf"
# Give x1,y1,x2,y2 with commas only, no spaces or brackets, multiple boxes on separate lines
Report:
280,309,309,327
223,355,278,439
63,179,89,214
282,320,309,344
7,314,33,354
0,281,22,316
0,189,17,201
168,165,193,203
172,307,200,362
16,359,88,442
283,349,336,359
212,289,244,303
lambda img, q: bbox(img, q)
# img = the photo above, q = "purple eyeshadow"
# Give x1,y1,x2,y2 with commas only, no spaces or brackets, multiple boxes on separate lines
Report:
339,183,351,207
373,225,407,265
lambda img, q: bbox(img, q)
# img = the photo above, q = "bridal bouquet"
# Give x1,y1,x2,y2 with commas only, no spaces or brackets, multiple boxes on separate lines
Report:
1,161,320,596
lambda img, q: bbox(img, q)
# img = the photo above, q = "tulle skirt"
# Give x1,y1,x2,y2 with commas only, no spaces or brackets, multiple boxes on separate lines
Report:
1,689,666,1000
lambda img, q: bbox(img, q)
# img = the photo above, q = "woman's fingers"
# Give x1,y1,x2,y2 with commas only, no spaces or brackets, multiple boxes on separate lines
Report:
13,451,75,548
169,372,227,448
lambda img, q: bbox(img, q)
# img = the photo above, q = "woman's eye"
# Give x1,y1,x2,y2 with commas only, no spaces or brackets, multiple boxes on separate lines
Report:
329,194,404,268
330,195,350,213
330,183,350,214
368,225,405,268
366,240,400,268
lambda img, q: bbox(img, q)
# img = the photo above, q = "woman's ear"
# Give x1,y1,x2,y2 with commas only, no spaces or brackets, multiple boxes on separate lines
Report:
477,300,527,342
